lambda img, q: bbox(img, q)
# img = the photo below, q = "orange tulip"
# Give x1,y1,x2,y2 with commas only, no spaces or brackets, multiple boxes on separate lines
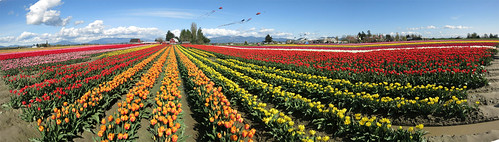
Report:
242,130,248,138
38,125,44,132
231,135,238,141
100,125,106,131
123,133,128,139
97,130,104,137
65,117,69,123
115,118,121,125
217,132,222,138
150,118,157,126
108,133,114,141
172,134,178,142
124,123,130,130
165,128,172,136
117,133,123,140
108,115,113,122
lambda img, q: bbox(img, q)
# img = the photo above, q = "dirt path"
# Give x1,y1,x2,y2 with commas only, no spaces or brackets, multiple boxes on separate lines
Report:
0,79,40,141
424,51,499,141
178,69,197,141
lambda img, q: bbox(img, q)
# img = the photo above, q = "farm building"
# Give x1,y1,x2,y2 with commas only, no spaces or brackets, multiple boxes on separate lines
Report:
130,38,141,44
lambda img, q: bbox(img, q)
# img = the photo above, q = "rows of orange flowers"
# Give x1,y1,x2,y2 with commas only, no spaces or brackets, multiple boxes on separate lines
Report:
36,45,167,141
176,46,255,141
148,46,183,141
96,46,172,141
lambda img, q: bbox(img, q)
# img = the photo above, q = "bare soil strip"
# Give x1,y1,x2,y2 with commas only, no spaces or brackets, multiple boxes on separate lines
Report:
424,52,499,141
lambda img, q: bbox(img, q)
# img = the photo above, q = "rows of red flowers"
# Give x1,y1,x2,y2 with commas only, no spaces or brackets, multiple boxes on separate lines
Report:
184,42,497,88
0,44,141,60
12,45,164,121
36,45,166,141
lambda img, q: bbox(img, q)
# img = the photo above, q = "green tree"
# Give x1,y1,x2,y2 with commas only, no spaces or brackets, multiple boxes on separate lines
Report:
191,22,197,43
265,34,273,43
244,41,248,45
196,28,205,44
155,37,164,43
166,30,175,41
180,29,192,42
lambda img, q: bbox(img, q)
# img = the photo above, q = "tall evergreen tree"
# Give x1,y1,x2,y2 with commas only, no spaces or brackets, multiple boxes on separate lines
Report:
265,34,273,43
191,22,197,43
166,30,175,41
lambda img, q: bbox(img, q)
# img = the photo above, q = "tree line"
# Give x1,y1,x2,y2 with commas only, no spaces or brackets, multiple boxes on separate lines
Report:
156,22,210,44
340,30,423,43
466,33,499,39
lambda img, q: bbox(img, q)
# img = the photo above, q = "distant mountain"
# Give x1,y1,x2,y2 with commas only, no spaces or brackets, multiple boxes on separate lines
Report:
86,38,133,44
53,40,78,45
209,36,290,43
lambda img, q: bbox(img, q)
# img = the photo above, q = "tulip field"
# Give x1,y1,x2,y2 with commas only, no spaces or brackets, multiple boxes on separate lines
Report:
0,40,498,141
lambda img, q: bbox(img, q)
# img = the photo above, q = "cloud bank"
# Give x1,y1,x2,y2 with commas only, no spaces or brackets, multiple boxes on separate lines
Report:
0,20,164,46
26,0,72,26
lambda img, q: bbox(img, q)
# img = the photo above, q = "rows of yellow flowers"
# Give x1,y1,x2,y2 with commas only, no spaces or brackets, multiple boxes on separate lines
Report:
187,47,216,57
182,46,426,141
226,58,467,100
149,46,183,142
217,59,471,117
178,46,330,141
96,46,172,141
98,44,159,58
175,46,255,141
268,40,499,48
37,45,167,141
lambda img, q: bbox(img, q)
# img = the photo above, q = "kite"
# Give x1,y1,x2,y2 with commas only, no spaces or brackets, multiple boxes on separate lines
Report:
199,7,223,18
217,12,262,27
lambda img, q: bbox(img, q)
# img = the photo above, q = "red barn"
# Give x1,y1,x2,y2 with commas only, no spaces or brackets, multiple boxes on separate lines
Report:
169,38,178,44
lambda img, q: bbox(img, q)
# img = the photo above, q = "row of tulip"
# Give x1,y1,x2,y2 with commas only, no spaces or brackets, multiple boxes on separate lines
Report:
0,44,144,72
216,57,473,118
178,46,331,141
98,44,159,58
189,48,472,118
149,46,184,142
36,45,167,141
96,45,171,141
175,46,255,142
184,44,496,88
264,40,499,48
0,44,140,60
8,44,162,90
13,45,164,121
181,46,426,141
1,45,140,80
225,58,467,100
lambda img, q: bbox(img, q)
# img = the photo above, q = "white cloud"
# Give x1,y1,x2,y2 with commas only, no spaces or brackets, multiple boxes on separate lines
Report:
408,25,437,31
0,20,165,46
8,10,14,15
171,29,181,37
74,20,84,25
0,36,15,43
26,0,72,26
401,31,420,35
17,32,38,40
443,25,471,29
203,28,293,39
426,25,436,29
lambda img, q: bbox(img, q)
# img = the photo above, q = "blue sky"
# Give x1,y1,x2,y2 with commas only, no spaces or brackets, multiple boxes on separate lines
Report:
0,0,498,46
